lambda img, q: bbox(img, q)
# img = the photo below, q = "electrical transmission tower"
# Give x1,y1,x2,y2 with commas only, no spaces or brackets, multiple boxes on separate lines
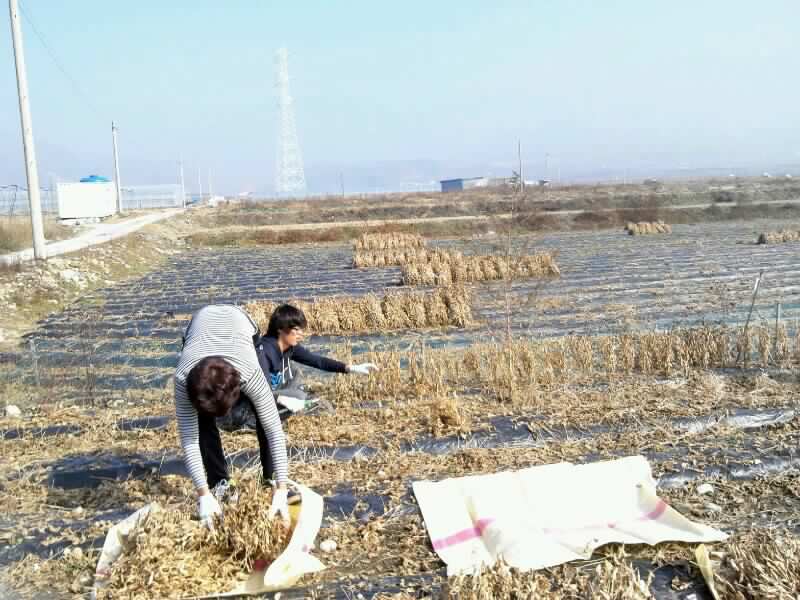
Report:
274,47,306,197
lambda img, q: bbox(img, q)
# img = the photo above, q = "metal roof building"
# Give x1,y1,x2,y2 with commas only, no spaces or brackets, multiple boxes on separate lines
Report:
439,177,488,192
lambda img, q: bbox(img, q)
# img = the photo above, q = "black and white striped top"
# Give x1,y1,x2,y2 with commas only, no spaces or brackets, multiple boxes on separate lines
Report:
174,305,288,489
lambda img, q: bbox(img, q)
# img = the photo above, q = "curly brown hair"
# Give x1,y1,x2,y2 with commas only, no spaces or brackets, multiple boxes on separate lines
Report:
186,356,241,417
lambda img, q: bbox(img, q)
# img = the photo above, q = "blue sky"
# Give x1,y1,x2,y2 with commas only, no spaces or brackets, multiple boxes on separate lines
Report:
1,1,798,194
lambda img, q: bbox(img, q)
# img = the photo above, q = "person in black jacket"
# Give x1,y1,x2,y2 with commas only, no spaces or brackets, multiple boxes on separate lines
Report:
256,304,378,414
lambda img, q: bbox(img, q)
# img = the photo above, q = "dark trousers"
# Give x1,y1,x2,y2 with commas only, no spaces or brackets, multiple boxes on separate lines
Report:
198,395,277,489
199,369,306,489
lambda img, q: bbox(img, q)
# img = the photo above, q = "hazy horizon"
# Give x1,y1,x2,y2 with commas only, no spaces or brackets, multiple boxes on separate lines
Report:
2,1,798,195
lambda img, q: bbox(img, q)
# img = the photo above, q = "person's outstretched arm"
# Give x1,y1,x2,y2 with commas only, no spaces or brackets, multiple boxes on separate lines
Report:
291,345,348,373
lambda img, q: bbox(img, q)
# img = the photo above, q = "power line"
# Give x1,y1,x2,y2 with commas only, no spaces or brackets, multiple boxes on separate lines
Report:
17,0,105,119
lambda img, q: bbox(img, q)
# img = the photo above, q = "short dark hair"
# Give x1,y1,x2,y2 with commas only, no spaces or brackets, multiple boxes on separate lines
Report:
267,304,308,338
186,357,240,417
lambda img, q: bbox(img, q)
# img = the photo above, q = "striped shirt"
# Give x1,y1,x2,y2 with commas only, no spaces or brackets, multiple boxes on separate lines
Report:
174,305,288,489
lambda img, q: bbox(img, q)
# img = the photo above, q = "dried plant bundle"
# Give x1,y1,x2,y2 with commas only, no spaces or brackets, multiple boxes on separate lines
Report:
245,287,473,335
757,228,800,244
624,221,673,235
353,247,458,268
400,252,560,285
353,232,426,251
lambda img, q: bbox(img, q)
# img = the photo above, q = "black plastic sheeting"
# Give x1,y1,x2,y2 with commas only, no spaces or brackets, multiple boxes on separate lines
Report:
7,402,794,446
45,446,378,490
0,415,172,441
41,405,798,490
0,423,82,440
0,508,130,566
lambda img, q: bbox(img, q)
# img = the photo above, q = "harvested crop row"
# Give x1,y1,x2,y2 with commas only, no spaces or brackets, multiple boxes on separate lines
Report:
244,286,472,334
353,247,460,268
401,253,560,285
757,228,800,244
353,232,426,251
624,221,672,235
329,323,800,405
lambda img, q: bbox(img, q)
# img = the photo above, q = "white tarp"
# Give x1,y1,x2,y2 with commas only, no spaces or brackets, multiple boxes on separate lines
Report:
412,455,727,576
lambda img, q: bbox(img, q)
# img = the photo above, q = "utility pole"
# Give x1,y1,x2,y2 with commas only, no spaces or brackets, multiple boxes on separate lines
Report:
111,122,123,214
340,172,345,198
9,0,46,258
178,159,186,208
517,140,524,192
198,168,203,203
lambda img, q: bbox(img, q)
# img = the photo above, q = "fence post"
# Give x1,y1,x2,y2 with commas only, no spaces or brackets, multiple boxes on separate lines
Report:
737,270,763,365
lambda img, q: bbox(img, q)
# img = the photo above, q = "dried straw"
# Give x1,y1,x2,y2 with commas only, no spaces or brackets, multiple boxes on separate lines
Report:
353,232,426,251
442,553,653,599
245,287,473,335
624,221,672,235
717,530,800,598
756,228,800,244
353,247,459,268
400,252,560,285
99,479,290,599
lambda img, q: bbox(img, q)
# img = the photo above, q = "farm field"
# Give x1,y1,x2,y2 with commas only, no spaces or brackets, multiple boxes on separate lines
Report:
1,213,799,598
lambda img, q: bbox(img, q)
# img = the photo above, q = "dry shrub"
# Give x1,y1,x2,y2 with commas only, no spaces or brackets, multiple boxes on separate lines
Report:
381,293,413,330
619,334,636,373
599,335,617,372
309,296,340,333
694,371,726,403
423,288,450,325
568,335,594,371
775,323,790,365
360,293,389,330
405,295,429,328
442,286,472,327
624,221,672,235
754,324,771,367
428,394,470,437
244,287,472,335
403,263,422,284
100,479,290,599
353,232,425,251
717,529,800,599
756,228,800,244
442,554,653,599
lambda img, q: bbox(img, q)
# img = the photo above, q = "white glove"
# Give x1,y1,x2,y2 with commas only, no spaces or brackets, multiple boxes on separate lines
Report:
267,487,290,525
348,363,379,376
198,494,222,530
